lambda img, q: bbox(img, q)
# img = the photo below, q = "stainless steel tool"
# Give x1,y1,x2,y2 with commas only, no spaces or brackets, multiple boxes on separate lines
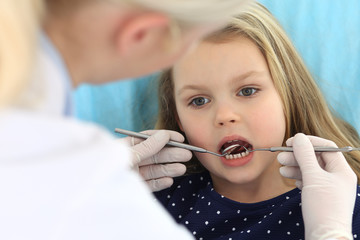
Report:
115,128,238,157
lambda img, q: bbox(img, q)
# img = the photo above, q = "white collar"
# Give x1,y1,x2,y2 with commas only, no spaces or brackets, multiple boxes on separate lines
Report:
16,33,74,116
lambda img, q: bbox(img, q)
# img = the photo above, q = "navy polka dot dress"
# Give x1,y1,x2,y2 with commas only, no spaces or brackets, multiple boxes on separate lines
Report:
155,171,360,240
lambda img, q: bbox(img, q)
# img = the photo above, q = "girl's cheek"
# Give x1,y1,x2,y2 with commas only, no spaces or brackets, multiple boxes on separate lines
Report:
183,122,207,147
178,109,213,148
185,128,204,146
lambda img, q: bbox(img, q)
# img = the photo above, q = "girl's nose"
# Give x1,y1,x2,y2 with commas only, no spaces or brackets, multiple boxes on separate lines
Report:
214,104,241,127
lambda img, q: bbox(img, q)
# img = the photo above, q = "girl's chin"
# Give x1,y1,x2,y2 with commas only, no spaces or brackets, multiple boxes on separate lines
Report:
210,169,259,186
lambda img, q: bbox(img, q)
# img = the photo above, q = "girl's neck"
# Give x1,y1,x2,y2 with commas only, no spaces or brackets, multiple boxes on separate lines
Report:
210,162,296,203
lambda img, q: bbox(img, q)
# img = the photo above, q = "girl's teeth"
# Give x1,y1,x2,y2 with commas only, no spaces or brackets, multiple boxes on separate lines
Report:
225,150,250,160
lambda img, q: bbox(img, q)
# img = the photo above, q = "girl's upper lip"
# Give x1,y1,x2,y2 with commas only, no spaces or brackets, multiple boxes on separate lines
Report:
217,135,251,151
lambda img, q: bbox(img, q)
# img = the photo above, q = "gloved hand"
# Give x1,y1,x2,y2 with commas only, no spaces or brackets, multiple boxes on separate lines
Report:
119,130,192,192
278,133,357,240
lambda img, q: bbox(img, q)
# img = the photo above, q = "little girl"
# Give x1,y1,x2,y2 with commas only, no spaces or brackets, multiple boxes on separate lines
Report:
154,2,360,240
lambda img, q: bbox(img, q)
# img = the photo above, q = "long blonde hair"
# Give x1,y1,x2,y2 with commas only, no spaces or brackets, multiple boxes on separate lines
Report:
156,2,360,180
0,0,43,107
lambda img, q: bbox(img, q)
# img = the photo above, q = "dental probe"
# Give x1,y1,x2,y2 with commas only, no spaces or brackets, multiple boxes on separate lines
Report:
227,145,360,153
115,128,238,157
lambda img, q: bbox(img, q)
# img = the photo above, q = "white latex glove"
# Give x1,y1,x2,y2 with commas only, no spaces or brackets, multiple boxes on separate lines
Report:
119,130,192,192
277,133,357,240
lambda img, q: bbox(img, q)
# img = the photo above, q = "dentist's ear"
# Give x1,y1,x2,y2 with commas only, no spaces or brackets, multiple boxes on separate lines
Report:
115,12,170,56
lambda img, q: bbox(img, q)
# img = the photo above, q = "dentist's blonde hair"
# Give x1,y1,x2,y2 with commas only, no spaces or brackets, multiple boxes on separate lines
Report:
156,2,360,180
0,0,43,107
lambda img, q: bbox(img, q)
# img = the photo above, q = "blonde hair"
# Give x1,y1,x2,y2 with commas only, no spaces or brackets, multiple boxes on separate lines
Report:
156,2,360,180
0,0,43,107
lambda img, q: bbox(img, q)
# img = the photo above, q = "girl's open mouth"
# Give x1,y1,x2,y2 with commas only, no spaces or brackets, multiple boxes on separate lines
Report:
220,140,253,159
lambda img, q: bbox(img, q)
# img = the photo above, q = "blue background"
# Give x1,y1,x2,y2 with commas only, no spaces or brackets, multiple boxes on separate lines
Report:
74,0,360,136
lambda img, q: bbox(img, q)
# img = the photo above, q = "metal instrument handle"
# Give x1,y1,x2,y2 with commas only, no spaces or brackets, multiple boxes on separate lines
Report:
268,146,357,152
114,128,208,153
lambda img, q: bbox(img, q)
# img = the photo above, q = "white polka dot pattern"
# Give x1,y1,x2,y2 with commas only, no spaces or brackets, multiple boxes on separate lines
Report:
155,172,360,240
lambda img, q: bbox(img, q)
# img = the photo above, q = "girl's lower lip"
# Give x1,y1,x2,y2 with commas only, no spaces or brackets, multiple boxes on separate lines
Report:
220,152,253,167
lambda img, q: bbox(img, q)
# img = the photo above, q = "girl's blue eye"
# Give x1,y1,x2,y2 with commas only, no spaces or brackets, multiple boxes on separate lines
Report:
190,97,210,106
238,87,257,97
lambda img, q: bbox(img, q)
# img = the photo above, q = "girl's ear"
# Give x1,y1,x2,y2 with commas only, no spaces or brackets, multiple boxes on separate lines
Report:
114,12,170,56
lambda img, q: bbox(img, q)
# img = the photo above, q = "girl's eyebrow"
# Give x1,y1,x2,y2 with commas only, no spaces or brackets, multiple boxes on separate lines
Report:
230,70,265,84
177,71,265,95
177,84,208,95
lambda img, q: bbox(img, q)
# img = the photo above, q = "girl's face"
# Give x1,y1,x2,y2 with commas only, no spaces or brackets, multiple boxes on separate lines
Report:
173,37,288,200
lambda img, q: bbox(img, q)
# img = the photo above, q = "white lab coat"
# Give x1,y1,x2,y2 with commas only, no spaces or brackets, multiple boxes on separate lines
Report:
0,36,193,239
